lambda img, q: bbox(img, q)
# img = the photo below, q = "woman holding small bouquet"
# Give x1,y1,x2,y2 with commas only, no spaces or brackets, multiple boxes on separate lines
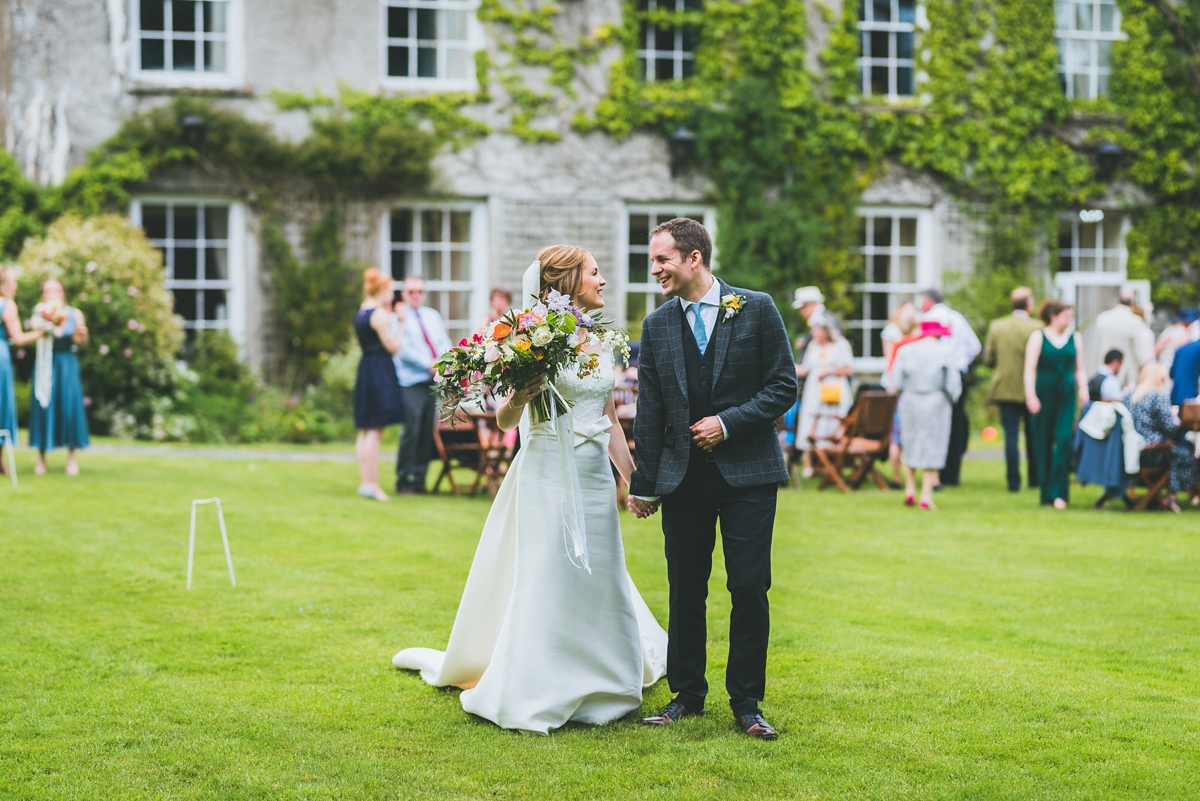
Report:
352,268,405,501
393,245,668,734
0,266,46,472
29,278,90,475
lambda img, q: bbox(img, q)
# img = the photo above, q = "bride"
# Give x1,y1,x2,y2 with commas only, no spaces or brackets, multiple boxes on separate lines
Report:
393,245,667,734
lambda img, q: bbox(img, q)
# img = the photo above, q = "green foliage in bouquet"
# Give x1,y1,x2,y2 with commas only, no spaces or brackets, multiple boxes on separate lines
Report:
14,214,185,434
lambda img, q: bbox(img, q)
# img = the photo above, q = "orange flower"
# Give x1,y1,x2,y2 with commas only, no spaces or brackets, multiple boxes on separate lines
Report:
492,322,512,340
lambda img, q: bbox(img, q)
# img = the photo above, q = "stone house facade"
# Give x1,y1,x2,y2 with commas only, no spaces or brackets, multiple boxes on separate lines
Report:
1,0,1142,373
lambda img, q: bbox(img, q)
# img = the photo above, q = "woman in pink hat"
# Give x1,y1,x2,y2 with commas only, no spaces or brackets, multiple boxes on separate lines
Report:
891,320,962,509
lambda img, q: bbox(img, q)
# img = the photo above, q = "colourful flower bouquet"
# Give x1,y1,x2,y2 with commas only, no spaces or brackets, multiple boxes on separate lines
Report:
433,289,629,425
33,301,68,330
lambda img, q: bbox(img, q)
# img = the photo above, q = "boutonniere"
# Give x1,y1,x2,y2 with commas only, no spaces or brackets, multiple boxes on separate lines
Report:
719,293,747,322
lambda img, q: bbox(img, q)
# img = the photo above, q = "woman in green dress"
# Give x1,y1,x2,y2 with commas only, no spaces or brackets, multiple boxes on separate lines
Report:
29,278,90,476
0,266,47,472
1023,300,1089,509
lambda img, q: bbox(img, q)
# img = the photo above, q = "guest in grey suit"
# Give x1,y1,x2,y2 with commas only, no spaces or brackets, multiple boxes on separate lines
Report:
893,320,962,509
629,218,797,741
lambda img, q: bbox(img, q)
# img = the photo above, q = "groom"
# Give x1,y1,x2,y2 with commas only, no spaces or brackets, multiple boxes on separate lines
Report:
629,218,797,741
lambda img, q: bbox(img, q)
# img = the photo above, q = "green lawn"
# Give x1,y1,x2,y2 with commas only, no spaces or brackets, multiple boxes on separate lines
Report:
1,448,1198,800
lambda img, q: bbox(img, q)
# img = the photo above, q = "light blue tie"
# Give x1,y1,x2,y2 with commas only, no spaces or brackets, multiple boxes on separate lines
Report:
690,302,708,354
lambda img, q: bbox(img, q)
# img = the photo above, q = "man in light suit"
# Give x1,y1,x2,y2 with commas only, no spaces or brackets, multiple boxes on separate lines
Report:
393,275,451,494
1093,287,1154,386
629,218,797,740
983,287,1043,492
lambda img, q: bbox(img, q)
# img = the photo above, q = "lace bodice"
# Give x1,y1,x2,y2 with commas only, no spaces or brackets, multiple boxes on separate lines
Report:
555,349,615,427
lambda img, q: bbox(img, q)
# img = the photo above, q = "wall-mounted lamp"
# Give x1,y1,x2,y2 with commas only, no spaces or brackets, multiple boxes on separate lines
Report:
182,115,208,149
669,126,697,177
1095,140,1124,178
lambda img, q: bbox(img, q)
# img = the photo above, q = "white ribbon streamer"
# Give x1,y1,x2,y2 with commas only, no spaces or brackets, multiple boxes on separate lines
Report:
546,382,590,574
34,336,53,409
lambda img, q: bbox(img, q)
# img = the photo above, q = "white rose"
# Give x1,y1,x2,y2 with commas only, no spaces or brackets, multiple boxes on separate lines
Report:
576,351,591,366
484,345,501,363
532,326,554,346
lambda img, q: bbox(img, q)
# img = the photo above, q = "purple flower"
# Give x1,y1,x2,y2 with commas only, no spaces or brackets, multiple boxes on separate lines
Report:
580,313,594,327
85,261,98,273
127,319,139,330
99,344,110,355
545,289,571,313
127,286,139,296
16,349,25,360
83,396,92,407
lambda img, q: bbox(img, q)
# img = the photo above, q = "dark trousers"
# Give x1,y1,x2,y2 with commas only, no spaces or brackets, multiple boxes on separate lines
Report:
661,453,777,717
396,382,436,489
997,401,1039,491
941,373,970,485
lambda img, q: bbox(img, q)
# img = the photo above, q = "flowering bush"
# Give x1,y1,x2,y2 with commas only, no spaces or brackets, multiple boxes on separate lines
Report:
15,214,185,433
434,289,628,423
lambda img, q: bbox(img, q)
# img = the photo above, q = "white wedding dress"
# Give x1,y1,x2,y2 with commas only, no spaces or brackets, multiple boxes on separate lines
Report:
393,349,668,734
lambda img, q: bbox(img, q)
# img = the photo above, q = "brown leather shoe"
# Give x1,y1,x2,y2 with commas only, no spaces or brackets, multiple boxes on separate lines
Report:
641,698,703,726
736,712,778,740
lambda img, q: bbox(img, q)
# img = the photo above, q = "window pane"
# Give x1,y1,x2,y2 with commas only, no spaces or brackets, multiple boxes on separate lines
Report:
449,250,470,282
417,47,437,78
448,291,470,322
391,250,411,280
682,24,699,52
388,46,410,77
872,0,891,23
872,253,890,283
173,289,198,321
172,1,197,32
1070,39,1093,68
897,32,914,60
205,247,228,281
422,250,442,281
683,0,702,9
417,8,437,39
1078,254,1100,272
1103,215,1122,246
449,211,471,242
1058,219,1073,250
204,206,228,239
1075,1,1093,32
175,206,199,239
446,48,470,80
1100,3,1116,32
858,216,868,247
204,0,227,32
898,254,917,283
203,289,228,321
1078,222,1097,250
388,6,409,38
681,58,695,79
897,66,914,95
1096,74,1108,96
142,205,168,239
870,65,888,95
203,40,226,72
870,31,889,59
656,58,675,81
1055,1,1071,29
898,0,916,23
1102,254,1121,272
425,290,443,313
630,214,650,246
1060,253,1074,272
174,247,198,280
636,57,649,81
655,25,674,51
873,216,892,247
421,210,443,242
141,38,166,70
1097,40,1112,69
444,9,469,40
899,217,917,247
1073,73,1089,98
172,39,197,71
141,0,165,31
628,253,648,285
391,210,413,243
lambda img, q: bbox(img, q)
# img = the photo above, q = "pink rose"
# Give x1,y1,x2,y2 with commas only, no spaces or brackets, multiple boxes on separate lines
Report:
127,319,138,330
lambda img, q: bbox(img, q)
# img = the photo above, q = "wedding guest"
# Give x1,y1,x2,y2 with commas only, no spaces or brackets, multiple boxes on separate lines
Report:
29,278,89,476
479,287,513,332
1127,362,1200,512
919,288,981,487
1093,287,1153,385
883,303,922,489
892,321,961,510
1024,300,1089,509
791,285,840,368
394,275,451,494
353,269,405,502
983,287,1043,492
795,315,853,478
1156,308,1199,373
1170,337,1200,405
0,267,46,473
1088,349,1124,403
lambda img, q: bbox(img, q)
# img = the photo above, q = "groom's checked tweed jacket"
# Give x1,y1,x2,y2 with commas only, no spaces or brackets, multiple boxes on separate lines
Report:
630,280,798,496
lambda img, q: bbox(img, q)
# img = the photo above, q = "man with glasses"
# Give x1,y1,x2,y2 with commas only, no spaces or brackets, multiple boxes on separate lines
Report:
393,276,451,494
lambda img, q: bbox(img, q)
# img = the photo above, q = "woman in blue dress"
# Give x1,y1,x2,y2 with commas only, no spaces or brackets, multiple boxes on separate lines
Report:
0,266,47,474
29,278,90,476
353,268,405,501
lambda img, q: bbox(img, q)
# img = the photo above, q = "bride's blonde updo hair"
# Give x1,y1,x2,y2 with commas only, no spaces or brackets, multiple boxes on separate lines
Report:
536,245,592,301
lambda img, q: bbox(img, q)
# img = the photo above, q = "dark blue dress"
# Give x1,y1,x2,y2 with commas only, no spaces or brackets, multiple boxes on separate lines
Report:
29,309,90,451
0,299,18,443
353,308,404,430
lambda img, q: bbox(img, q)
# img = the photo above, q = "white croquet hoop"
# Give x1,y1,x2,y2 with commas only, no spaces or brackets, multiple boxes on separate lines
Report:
187,498,236,590
0,429,16,488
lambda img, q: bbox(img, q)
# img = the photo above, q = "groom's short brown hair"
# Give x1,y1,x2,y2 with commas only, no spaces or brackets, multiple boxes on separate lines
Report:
652,217,712,269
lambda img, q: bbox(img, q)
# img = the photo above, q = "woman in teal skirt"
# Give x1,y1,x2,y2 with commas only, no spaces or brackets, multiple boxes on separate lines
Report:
29,278,90,476
1023,299,1089,509
0,266,47,473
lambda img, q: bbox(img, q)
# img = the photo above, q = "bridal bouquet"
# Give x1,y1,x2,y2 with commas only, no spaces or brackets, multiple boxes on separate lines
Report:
434,289,629,424
33,301,69,331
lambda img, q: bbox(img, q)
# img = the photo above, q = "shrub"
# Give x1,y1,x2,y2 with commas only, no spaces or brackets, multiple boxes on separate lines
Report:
15,214,185,433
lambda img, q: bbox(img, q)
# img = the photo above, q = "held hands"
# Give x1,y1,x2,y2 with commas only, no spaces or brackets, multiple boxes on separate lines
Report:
511,375,546,408
627,496,661,519
690,416,725,450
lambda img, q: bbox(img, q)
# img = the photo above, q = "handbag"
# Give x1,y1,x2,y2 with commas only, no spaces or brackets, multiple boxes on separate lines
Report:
819,381,842,405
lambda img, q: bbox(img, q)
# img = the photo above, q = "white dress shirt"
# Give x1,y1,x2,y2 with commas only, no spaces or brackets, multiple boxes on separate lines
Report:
924,302,982,373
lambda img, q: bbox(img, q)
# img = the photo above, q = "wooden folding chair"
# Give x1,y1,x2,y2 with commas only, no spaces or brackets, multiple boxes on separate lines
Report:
432,409,486,496
1124,442,1174,512
810,391,899,494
